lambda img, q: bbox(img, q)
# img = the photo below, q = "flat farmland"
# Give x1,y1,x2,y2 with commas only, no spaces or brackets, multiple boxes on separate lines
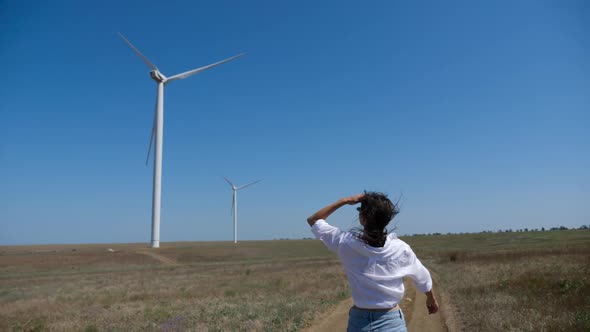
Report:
405,230,590,332
2,230,589,331
1,241,348,331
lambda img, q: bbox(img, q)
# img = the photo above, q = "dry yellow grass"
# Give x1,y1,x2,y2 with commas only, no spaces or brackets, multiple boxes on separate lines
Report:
1,240,349,331
404,229,590,332
2,230,588,331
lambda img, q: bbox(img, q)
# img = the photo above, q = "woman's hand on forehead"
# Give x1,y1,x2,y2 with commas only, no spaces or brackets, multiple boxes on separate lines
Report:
343,194,365,205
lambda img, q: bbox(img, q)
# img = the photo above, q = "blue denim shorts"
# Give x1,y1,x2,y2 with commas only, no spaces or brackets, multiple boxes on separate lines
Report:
347,306,407,332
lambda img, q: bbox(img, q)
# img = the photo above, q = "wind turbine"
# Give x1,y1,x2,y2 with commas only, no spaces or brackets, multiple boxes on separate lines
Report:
224,177,261,244
118,33,244,248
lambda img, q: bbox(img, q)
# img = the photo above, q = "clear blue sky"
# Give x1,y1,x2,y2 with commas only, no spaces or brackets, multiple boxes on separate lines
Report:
1,1,588,245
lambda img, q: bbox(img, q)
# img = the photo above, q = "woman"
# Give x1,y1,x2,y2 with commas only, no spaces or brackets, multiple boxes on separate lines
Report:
307,192,438,332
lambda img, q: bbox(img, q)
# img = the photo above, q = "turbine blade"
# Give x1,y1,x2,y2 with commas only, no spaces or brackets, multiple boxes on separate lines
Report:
237,179,262,190
231,194,235,216
224,177,235,188
118,32,159,71
145,97,157,166
166,53,245,82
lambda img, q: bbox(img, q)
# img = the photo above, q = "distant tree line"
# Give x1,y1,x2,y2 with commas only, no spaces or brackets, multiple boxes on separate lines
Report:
496,225,588,233
408,224,589,237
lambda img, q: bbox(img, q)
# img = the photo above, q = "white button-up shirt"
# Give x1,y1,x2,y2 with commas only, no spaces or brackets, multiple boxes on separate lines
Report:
311,219,432,309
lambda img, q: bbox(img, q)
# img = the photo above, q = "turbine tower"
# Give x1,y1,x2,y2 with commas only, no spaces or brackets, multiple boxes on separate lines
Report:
224,177,261,244
118,33,244,248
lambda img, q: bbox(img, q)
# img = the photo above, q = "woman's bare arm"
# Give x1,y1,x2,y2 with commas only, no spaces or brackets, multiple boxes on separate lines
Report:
307,194,364,227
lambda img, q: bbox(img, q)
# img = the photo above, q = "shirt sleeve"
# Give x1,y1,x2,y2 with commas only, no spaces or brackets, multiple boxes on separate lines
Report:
310,219,345,253
405,247,433,293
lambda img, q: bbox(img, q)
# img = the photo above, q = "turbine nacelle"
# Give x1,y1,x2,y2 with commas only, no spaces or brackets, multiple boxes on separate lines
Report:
224,177,261,192
118,32,244,88
150,70,167,83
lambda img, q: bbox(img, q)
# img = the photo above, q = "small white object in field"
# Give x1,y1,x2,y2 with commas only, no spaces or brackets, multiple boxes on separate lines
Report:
404,297,413,302
107,248,114,253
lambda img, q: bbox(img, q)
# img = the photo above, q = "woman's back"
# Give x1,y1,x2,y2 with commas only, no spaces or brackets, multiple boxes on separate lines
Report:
312,219,432,309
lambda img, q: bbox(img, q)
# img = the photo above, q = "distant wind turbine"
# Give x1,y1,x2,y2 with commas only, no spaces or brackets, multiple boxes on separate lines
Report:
224,177,262,244
118,32,245,248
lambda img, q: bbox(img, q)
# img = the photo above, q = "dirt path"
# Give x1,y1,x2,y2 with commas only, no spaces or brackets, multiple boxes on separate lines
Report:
136,250,179,266
303,298,352,332
407,290,446,332
304,283,448,332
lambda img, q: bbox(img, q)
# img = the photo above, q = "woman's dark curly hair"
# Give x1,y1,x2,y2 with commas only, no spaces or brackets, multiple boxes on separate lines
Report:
354,191,400,247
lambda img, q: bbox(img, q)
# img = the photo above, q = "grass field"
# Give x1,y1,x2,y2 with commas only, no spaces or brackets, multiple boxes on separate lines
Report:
405,229,590,332
0,241,349,331
1,230,589,331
